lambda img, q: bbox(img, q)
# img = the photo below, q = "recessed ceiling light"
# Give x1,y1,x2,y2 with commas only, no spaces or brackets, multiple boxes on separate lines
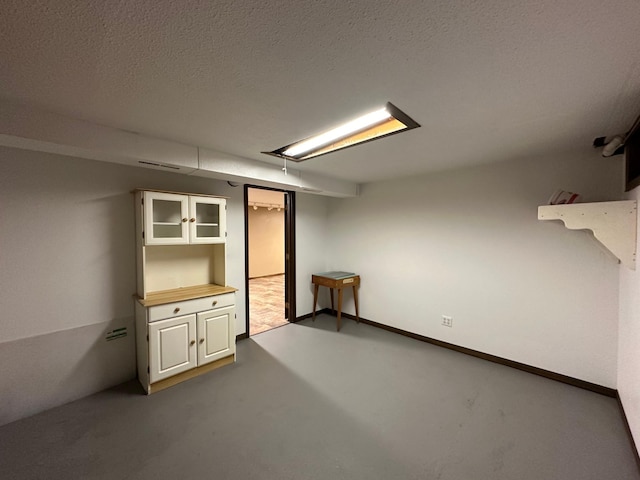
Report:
263,102,419,162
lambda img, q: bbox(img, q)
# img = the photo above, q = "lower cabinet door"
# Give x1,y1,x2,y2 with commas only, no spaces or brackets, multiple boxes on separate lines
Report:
197,306,235,366
149,314,197,383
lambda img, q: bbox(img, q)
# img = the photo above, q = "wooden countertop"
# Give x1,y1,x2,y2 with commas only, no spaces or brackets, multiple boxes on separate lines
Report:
137,284,238,307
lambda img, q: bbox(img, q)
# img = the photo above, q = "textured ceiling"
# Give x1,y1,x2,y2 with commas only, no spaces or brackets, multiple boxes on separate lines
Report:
2,0,640,183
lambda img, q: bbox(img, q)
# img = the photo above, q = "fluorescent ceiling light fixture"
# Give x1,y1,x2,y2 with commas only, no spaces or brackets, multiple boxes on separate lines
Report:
263,102,420,162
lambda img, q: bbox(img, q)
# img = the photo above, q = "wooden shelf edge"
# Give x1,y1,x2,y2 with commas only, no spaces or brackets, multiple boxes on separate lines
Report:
538,200,637,270
136,284,238,306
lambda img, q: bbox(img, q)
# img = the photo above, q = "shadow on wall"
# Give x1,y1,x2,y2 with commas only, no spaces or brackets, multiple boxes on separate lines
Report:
0,317,136,426
0,191,139,426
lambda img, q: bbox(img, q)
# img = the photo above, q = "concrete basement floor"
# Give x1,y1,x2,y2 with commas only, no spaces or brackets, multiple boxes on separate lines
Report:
0,315,638,480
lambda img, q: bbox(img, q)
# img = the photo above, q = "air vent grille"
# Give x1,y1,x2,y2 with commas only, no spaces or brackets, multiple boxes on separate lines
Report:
138,161,180,170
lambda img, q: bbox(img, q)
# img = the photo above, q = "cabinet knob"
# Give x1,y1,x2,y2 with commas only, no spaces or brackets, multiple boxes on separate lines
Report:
190,340,196,346
199,338,205,344
173,307,180,314
190,218,196,222
182,218,188,222
212,301,218,306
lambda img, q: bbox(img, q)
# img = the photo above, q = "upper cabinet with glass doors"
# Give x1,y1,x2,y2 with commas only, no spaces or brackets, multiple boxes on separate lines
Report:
143,191,226,245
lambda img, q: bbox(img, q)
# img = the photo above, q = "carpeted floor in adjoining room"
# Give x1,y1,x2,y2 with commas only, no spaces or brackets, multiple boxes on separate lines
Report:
0,315,637,480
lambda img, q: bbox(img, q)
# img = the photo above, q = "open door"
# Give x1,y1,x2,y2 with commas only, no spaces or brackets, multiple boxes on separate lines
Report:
284,190,296,322
244,186,296,337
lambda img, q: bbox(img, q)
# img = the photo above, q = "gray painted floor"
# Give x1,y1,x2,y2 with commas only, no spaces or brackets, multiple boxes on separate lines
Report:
0,315,638,480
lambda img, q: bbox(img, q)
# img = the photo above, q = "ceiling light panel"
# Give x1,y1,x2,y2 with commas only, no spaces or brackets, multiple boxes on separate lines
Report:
263,102,419,162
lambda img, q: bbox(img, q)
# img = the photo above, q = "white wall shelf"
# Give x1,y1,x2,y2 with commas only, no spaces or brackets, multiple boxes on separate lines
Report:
538,200,637,270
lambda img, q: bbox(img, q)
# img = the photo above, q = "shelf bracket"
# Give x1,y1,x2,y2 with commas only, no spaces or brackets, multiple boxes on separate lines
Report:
538,200,637,270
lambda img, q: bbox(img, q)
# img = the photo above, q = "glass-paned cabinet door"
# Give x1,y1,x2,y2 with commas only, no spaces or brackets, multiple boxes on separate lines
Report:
189,197,226,244
144,192,189,245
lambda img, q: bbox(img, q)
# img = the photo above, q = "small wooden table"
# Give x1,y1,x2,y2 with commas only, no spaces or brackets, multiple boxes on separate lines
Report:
311,272,360,331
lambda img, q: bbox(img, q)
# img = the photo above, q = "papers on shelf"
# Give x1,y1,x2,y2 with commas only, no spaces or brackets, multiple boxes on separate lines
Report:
548,190,580,205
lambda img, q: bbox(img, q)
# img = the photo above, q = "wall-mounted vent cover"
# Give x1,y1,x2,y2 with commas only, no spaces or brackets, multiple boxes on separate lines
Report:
138,161,180,170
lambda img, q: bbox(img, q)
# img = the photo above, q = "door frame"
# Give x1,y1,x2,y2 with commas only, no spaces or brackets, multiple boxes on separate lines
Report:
244,185,296,337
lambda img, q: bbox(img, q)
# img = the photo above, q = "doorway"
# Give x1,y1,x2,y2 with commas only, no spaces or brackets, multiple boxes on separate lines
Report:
244,186,296,336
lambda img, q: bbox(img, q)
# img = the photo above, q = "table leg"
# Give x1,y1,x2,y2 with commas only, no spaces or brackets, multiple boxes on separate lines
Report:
353,285,360,323
330,288,335,314
312,283,319,322
337,288,343,331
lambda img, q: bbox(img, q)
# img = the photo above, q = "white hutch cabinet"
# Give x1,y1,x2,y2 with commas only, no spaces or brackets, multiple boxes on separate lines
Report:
134,189,236,394
143,191,227,245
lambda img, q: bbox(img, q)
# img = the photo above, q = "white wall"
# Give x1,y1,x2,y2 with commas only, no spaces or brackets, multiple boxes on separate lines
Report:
0,146,246,425
295,193,330,316
325,149,623,387
248,208,285,278
619,186,640,447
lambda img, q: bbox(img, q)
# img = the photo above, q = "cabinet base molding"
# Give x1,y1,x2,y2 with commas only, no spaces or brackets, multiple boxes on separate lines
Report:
146,354,235,395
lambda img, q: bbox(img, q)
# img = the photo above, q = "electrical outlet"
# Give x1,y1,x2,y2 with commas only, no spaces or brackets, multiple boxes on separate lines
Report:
442,315,453,327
